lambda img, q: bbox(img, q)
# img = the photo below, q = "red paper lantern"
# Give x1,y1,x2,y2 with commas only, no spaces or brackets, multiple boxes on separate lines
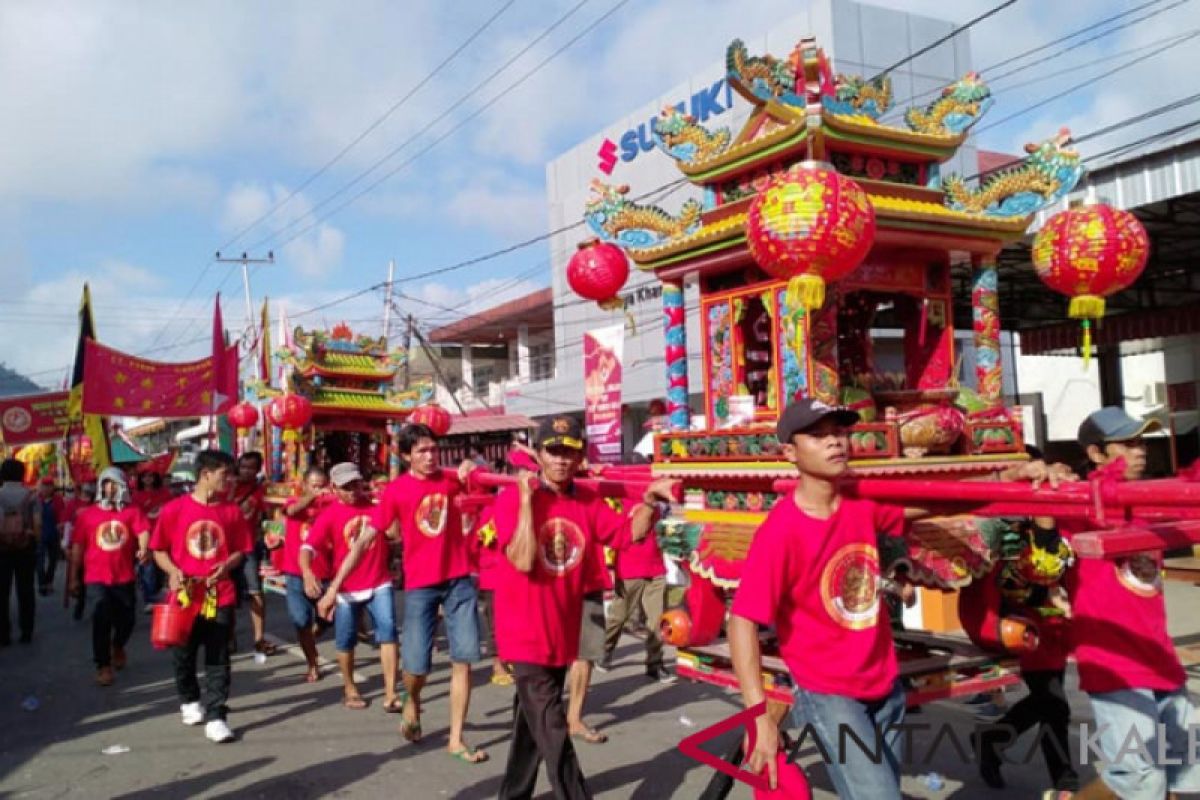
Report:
746,162,875,311
567,239,629,310
266,394,313,432
409,403,452,437
226,401,260,434
1032,200,1149,365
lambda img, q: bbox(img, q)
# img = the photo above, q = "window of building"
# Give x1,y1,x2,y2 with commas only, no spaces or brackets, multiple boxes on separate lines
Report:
472,364,495,399
530,341,554,381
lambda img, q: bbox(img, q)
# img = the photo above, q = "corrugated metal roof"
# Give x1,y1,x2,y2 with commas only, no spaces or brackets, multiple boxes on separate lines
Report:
446,413,534,436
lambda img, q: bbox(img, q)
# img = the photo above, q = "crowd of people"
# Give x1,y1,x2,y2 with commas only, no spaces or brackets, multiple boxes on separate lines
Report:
0,401,1197,799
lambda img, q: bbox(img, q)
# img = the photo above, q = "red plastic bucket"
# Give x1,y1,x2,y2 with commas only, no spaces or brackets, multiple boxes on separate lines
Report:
151,600,197,649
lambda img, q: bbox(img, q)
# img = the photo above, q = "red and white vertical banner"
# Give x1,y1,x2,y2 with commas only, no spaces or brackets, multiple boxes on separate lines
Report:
583,323,625,465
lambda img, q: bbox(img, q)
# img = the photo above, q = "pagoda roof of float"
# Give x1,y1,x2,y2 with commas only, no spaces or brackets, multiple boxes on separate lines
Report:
289,325,405,380
584,36,1084,271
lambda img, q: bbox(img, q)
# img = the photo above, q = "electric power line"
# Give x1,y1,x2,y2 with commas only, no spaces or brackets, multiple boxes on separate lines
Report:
868,0,1020,82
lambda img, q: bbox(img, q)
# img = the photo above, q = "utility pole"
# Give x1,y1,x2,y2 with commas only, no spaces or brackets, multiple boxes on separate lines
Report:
382,259,395,344
412,325,469,414
215,250,274,357
402,314,414,389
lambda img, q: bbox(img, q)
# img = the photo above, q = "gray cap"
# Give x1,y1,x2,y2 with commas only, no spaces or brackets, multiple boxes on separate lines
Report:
329,462,363,488
1077,406,1161,450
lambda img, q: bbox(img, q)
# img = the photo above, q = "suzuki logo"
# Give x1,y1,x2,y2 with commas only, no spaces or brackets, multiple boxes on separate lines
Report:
596,138,618,175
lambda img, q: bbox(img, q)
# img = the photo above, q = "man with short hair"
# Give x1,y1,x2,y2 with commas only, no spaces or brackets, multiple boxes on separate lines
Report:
229,452,272,655
313,463,400,711
377,424,485,761
0,458,37,645
493,415,676,799
281,466,333,683
152,449,252,744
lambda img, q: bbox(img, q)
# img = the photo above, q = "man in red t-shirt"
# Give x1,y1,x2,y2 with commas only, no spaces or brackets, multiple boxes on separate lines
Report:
134,472,171,609
313,463,400,711
68,468,149,687
282,465,333,683
599,509,671,679
376,424,485,761
492,415,676,799
1059,407,1199,800
228,452,271,655
151,449,252,745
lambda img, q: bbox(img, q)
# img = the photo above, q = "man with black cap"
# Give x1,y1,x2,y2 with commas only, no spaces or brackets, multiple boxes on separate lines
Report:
728,398,1061,798
492,414,676,800
1052,407,1198,800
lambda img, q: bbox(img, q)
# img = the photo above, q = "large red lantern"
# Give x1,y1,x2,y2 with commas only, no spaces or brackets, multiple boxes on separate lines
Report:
567,240,629,310
409,403,452,437
267,393,313,441
226,401,260,434
1032,199,1149,366
746,162,875,312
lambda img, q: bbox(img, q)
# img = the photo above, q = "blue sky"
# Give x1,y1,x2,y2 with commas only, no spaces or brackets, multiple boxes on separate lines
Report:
2,0,1196,388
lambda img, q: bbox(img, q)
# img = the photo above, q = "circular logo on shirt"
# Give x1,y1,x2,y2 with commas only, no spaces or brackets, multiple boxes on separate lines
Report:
185,520,225,560
415,494,449,538
342,515,377,546
820,543,881,630
96,520,129,552
1,407,32,434
1115,553,1161,598
538,517,585,577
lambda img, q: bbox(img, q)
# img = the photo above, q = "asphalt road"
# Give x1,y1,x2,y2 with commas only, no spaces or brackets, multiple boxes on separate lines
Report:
1,581,1198,799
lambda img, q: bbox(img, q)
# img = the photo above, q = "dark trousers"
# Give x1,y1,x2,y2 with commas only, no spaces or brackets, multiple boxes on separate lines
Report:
173,606,234,721
137,561,163,605
992,669,1079,791
36,530,60,590
499,662,591,800
91,582,136,667
0,548,37,642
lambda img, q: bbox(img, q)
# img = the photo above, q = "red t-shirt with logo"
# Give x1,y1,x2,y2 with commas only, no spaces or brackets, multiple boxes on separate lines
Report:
377,470,471,590
732,497,905,700
492,483,630,667
229,481,266,538
304,500,389,594
150,495,253,607
282,493,335,580
73,505,151,585
1062,520,1186,693
614,522,667,581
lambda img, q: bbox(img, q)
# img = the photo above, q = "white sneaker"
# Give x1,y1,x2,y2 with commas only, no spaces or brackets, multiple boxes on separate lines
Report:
179,702,204,726
204,719,235,743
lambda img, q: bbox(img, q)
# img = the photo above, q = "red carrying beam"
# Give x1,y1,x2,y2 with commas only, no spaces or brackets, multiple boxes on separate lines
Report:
1069,521,1200,559
467,470,670,503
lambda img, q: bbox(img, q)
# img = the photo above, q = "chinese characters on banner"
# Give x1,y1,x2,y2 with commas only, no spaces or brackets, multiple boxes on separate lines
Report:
81,339,239,418
583,323,624,465
0,391,71,446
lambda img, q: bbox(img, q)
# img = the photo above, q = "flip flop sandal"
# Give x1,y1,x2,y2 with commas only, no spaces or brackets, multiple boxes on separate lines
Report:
382,696,405,713
489,672,514,687
254,640,278,656
342,696,368,710
400,717,422,742
447,747,489,764
571,728,608,745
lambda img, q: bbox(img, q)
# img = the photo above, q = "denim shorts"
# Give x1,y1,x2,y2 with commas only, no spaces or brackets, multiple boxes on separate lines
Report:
1089,686,1200,800
284,574,326,630
233,540,266,599
402,576,480,675
333,585,397,652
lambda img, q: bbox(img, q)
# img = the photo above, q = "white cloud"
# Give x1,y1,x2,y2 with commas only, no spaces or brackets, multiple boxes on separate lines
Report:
220,182,345,280
444,174,547,238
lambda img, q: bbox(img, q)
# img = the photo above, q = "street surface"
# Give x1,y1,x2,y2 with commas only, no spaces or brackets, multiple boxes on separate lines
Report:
1,582,1198,799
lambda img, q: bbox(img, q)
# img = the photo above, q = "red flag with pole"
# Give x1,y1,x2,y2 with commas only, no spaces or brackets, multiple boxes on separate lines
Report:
211,295,238,430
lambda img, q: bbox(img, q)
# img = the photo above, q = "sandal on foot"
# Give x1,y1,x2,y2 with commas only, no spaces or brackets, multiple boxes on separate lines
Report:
571,727,607,744
447,747,489,764
382,696,405,713
254,640,278,656
489,672,514,687
342,695,368,710
399,717,422,742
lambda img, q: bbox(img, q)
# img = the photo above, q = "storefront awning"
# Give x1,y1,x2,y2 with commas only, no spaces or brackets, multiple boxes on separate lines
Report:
446,413,534,436
1020,303,1200,356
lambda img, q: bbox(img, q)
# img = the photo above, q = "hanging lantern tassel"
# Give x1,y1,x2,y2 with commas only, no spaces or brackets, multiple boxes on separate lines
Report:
282,428,299,443
598,296,636,336
1069,294,1105,370
785,274,827,313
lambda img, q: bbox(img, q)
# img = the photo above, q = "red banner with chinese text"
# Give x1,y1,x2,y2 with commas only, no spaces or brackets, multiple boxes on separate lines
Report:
0,391,71,445
82,340,239,418
583,323,624,465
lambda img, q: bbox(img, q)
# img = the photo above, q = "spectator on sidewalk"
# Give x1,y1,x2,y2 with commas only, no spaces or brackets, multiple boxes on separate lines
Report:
0,458,37,646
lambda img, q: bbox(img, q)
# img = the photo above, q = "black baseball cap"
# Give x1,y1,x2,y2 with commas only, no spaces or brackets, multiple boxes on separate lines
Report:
1077,406,1161,450
777,398,860,443
535,416,585,450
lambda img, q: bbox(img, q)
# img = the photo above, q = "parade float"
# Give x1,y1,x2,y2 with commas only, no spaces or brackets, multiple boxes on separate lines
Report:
555,33,1200,720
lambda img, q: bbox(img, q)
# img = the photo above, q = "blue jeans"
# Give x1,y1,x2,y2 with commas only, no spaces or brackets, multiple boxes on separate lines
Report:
333,586,397,652
791,679,906,800
137,561,163,605
285,574,326,630
1089,687,1200,799
402,576,480,675
36,527,60,589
